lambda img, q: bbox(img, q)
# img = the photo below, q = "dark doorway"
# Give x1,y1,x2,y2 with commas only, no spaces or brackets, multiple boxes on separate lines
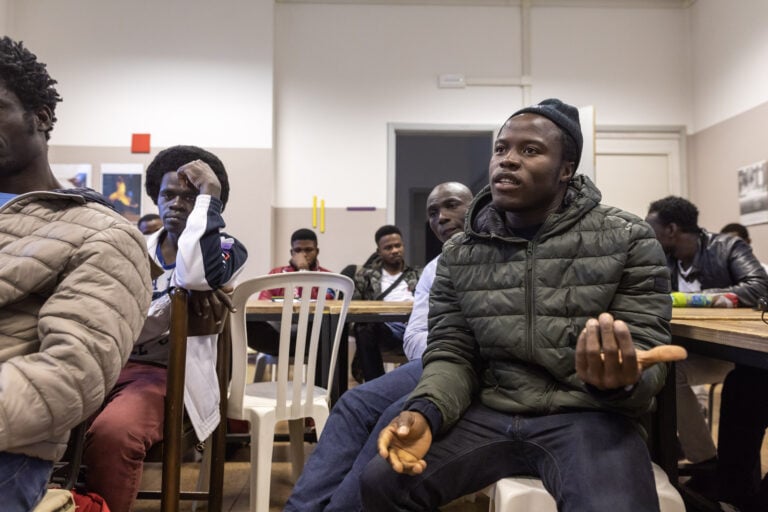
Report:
394,130,493,268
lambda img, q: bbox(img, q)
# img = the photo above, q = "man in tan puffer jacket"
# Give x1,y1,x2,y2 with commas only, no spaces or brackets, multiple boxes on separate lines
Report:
0,36,153,511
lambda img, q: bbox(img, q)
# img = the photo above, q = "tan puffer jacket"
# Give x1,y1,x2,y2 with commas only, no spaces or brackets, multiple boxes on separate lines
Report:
0,190,153,461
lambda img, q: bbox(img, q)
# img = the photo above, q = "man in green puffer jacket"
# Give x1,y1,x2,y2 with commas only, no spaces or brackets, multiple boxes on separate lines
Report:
361,99,687,512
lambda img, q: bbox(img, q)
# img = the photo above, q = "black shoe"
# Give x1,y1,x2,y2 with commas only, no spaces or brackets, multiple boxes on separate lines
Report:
679,484,726,512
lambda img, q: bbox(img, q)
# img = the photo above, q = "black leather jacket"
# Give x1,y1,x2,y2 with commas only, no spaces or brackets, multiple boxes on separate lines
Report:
669,230,768,307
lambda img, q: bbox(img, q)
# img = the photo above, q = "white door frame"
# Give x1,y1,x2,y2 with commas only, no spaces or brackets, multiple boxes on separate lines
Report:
595,126,688,198
386,122,498,224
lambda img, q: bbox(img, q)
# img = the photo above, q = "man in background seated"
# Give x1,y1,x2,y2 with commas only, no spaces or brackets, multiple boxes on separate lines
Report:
645,197,768,481
715,360,768,511
284,182,473,512
0,36,152,510
137,212,163,235
353,225,420,381
247,228,332,357
714,226,768,512
258,228,332,300
721,222,768,272
363,99,686,511
83,145,248,512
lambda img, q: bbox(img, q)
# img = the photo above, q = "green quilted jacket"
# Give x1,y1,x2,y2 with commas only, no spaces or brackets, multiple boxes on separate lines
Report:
409,176,672,433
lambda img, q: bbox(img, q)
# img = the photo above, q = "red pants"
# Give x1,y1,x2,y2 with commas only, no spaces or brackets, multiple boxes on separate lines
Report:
83,362,166,512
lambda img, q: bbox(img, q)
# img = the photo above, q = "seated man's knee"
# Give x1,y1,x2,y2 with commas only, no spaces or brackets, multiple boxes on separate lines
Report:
87,415,151,462
360,456,397,506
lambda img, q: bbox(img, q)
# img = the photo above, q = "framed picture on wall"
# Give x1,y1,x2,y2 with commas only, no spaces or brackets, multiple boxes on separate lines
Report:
738,160,768,226
51,163,92,189
101,163,143,223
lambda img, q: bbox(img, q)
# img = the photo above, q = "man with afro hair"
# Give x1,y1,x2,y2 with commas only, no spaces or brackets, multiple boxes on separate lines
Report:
83,145,247,512
0,37,153,510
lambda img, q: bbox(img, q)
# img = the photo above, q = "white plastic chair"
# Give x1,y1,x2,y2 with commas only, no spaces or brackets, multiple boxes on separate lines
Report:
486,462,685,511
227,272,354,512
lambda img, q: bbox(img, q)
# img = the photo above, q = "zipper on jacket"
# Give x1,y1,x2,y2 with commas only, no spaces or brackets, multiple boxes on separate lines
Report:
525,242,535,361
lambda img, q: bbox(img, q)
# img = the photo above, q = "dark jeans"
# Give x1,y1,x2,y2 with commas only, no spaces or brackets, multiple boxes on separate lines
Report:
285,360,423,512
246,320,311,357
361,405,660,512
717,365,768,512
355,322,406,381
0,451,53,512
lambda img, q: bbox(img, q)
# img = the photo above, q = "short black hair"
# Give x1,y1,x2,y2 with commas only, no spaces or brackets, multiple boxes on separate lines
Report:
137,213,160,226
375,225,402,246
0,37,61,140
721,222,750,241
648,196,700,233
291,228,317,244
145,145,230,209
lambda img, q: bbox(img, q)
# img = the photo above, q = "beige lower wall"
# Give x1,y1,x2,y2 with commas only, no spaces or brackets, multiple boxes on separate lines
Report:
268,207,387,275
49,145,274,282
688,101,768,263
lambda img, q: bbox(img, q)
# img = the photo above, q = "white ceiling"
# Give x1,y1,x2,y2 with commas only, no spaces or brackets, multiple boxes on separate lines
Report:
276,0,695,8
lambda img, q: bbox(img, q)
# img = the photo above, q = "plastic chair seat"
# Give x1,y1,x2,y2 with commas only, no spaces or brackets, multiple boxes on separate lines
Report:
487,462,684,511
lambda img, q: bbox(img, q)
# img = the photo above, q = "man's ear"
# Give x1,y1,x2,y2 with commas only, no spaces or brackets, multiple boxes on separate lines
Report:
34,106,53,133
559,161,575,183
665,222,681,240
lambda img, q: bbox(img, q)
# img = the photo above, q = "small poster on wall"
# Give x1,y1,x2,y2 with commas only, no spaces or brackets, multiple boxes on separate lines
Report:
51,163,92,189
738,160,768,226
101,163,143,223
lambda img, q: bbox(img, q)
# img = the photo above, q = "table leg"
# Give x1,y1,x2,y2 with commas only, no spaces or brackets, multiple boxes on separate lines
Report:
650,361,678,484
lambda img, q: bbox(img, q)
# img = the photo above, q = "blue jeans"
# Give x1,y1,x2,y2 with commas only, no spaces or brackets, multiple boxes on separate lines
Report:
361,404,660,512
355,322,407,381
285,360,423,512
0,451,53,512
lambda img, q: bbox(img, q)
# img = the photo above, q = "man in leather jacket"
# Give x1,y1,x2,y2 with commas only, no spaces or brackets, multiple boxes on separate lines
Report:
646,196,768,485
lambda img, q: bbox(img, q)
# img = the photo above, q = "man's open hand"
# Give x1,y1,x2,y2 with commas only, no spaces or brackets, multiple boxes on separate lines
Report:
575,313,687,390
377,411,432,475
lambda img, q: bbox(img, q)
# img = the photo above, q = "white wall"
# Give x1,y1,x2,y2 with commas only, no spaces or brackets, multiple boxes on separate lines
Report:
7,0,273,149
6,0,276,278
275,3,524,208
691,0,768,132
274,3,692,208
531,6,691,129
0,0,8,34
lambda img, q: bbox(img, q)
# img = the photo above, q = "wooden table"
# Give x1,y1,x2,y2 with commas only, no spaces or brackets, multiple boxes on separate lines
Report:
650,307,768,483
671,308,768,367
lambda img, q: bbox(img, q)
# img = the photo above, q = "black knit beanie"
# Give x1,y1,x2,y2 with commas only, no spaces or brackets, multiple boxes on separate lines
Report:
509,98,583,168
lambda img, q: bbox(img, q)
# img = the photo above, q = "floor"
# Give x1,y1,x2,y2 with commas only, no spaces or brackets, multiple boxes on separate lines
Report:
133,340,490,512
134,440,490,512
132,364,768,512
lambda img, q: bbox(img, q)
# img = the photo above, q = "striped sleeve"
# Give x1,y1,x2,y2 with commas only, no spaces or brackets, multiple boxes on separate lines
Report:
173,195,248,290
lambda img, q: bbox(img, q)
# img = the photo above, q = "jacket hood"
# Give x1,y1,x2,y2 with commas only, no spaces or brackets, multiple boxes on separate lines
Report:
467,174,602,242
4,187,117,212
52,187,117,210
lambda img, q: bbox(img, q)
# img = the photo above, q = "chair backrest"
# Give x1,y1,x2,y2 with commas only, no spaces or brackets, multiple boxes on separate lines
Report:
228,272,354,421
137,287,230,511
